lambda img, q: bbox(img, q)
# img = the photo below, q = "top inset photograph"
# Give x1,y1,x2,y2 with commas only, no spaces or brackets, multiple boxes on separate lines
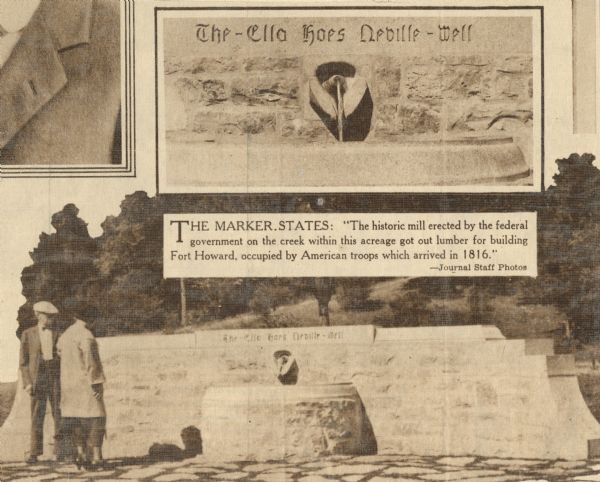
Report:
156,8,543,193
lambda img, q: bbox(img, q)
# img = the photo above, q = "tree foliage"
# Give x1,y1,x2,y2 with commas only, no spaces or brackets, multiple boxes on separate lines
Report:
18,204,98,336
534,153,600,342
16,155,600,342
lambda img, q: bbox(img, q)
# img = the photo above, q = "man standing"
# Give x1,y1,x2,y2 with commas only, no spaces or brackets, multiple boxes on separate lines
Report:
19,301,61,463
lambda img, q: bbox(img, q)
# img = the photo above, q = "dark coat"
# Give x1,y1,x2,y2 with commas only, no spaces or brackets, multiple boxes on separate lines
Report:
19,326,60,393
0,0,121,165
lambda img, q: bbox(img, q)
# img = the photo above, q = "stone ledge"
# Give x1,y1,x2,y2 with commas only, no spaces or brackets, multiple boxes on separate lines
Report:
547,355,577,377
525,339,555,356
375,325,504,342
165,138,530,189
194,325,375,348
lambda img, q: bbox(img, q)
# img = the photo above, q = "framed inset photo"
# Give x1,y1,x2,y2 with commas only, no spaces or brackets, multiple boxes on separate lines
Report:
0,0,136,178
156,6,544,193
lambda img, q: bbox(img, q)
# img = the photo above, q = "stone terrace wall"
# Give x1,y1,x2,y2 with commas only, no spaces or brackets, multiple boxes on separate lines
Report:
164,53,533,143
2,325,597,462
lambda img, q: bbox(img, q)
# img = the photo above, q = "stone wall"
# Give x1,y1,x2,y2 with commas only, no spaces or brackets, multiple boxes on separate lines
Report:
1,325,598,462
164,53,533,144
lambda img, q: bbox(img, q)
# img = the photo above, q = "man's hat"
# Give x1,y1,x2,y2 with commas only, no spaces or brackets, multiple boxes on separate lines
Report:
33,301,59,315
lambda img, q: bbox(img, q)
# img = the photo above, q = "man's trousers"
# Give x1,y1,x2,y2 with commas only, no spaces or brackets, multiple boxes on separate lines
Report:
30,360,61,457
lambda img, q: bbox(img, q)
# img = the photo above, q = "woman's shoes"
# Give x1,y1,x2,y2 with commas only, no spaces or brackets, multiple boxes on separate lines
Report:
75,454,87,470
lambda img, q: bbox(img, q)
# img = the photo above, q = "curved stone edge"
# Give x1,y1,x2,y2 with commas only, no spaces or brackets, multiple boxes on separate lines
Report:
364,341,600,460
167,141,531,188
245,141,530,186
545,356,600,459
0,375,56,462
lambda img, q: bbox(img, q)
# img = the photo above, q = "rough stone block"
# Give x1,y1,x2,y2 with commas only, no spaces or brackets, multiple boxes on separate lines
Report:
163,50,534,143
446,99,533,133
189,111,277,136
374,60,403,97
403,55,532,105
489,71,530,101
243,57,300,72
496,56,533,74
180,57,240,74
405,58,487,101
374,101,440,137
279,116,333,142
230,75,300,107
175,77,228,105
201,384,373,460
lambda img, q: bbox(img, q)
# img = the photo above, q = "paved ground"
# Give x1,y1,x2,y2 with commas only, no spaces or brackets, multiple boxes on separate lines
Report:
3,454,600,481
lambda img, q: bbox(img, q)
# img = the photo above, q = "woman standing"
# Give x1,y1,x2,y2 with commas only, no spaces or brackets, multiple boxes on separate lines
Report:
57,308,107,469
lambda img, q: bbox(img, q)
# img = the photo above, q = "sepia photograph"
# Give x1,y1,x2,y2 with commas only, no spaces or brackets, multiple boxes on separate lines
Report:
0,0,599,481
157,8,542,192
0,0,122,167
1,154,600,482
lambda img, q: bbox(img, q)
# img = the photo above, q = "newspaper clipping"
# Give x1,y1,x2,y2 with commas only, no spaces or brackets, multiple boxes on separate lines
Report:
0,0,600,481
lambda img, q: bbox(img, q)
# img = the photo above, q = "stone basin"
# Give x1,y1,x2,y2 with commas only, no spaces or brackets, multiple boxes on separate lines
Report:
164,134,531,190
201,383,372,460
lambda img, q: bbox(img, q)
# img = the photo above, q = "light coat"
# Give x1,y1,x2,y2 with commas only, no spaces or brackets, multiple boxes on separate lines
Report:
57,319,106,418
0,0,121,165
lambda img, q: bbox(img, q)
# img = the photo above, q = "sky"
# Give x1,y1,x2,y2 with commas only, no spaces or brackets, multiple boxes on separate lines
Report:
0,176,153,382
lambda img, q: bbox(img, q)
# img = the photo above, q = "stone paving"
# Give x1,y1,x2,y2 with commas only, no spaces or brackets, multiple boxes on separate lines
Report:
2,454,600,482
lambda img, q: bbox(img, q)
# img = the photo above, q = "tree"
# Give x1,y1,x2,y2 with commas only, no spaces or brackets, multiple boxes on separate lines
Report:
534,153,600,343
18,204,98,336
180,278,188,327
186,278,252,320
467,284,493,325
17,161,600,343
92,192,176,334
388,289,432,326
313,278,336,325
335,278,382,311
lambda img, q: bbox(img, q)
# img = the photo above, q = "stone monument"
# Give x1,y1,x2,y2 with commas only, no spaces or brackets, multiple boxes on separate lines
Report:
2,325,600,462
201,349,374,460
